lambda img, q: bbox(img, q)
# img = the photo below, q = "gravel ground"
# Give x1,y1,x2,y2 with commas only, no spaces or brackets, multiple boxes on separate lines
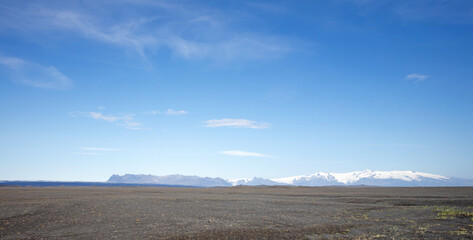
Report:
1,186,472,239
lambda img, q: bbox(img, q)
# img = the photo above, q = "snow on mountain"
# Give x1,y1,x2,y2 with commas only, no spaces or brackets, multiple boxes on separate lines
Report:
227,178,251,186
333,170,447,183
108,170,472,187
273,170,447,184
228,177,286,186
271,170,454,186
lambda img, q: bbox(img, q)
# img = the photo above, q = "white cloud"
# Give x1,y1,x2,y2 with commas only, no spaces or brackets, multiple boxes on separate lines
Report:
406,73,428,83
0,56,72,90
89,112,121,122
165,109,188,116
220,150,271,158
81,147,124,151
204,118,269,129
71,111,144,130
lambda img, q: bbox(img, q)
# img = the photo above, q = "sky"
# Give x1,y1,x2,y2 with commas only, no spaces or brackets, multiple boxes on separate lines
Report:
0,0,472,181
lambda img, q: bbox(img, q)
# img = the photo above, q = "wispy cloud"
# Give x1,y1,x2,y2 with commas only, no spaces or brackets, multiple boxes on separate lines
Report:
0,1,296,62
74,146,124,156
0,56,72,89
204,118,269,129
143,110,160,115
406,73,428,83
246,2,289,14
165,109,188,116
394,1,473,25
88,112,121,122
72,152,101,156
361,143,420,147
0,57,25,68
81,147,125,151
71,111,144,130
348,1,473,25
220,150,271,158
40,11,155,58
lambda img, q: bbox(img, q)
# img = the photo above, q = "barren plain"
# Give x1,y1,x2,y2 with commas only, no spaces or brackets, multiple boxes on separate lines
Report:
1,186,472,239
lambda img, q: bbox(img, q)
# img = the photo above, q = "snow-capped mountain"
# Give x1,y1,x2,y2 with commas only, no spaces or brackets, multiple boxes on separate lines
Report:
228,177,286,186
108,170,473,187
270,170,460,187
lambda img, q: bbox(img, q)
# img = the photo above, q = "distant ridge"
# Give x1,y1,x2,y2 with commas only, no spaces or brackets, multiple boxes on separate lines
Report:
3,170,471,188
108,170,473,187
0,181,195,188
108,174,232,187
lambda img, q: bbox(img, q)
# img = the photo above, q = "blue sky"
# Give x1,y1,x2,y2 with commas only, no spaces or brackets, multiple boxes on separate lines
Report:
1,0,472,181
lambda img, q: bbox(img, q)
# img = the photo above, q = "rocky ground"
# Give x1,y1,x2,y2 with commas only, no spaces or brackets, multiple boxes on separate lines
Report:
1,186,472,239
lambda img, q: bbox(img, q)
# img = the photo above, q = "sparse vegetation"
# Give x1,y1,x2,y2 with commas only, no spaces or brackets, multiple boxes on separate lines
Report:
435,206,473,220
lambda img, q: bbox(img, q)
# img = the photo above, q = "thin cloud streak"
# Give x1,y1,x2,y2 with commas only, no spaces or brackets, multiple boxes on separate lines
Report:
88,112,121,122
73,152,101,156
204,118,269,129
406,73,428,83
81,147,125,151
0,2,296,62
143,110,160,115
0,57,25,69
220,150,271,158
0,56,72,89
40,10,155,58
394,1,473,25
70,111,144,130
165,109,188,116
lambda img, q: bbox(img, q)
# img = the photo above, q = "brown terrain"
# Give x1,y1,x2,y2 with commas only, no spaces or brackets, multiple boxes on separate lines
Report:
1,186,472,239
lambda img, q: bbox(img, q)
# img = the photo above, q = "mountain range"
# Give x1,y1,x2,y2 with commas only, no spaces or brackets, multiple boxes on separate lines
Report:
108,170,473,187
108,174,231,187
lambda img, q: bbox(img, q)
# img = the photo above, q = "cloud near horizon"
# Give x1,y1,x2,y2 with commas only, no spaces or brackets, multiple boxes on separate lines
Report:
220,150,271,158
0,56,72,89
204,118,269,129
